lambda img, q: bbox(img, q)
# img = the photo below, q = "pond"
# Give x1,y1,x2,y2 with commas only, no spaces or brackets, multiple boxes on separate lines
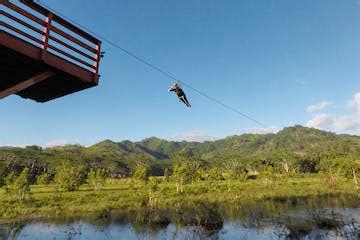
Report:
0,194,359,239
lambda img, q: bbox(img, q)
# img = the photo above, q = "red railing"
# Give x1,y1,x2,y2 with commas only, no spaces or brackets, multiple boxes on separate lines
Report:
1,0,102,74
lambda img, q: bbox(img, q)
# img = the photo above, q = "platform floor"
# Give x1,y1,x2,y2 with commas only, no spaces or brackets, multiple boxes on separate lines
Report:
0,31,98,102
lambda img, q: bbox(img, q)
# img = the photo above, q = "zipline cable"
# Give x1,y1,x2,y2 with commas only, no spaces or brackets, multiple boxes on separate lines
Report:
35,0,266,127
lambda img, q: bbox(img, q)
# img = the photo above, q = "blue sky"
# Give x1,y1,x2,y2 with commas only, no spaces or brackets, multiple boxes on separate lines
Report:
2,0,360,146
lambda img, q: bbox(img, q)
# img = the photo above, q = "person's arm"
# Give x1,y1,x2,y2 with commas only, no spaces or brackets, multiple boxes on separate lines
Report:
168,84,175,91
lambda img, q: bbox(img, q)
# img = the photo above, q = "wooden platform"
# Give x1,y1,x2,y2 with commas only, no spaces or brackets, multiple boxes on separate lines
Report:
0,0,102,102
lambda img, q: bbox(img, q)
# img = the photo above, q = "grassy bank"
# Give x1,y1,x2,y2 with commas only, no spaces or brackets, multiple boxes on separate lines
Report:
0,175,358,222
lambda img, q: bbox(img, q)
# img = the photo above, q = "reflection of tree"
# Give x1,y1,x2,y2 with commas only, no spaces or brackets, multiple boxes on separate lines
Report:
273,199,359,239
173,226,221,240
125,202,224,238
275,218,313,239
0,226,5,240
2,221,26,240
63,223,83,239
148,211,170,233
82,210,112,229
128,210,148,234
127,209,170,237
2,194,358,239
172,202,224,237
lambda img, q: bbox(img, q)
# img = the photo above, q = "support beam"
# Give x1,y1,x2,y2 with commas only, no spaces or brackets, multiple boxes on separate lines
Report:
0,71,55,99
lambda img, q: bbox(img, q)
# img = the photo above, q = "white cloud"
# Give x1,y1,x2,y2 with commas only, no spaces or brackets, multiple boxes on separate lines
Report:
245,126,278,134
169,130,219,142
169,127,278,142
334,91,360,131
306,101,331,113
43,139,90,148
0,143,33,148
43,139,71,147
306,113,334,129
0,139,89,148
332,116,360,130
306,91,360,133
348,91,360,114
307,114,360,131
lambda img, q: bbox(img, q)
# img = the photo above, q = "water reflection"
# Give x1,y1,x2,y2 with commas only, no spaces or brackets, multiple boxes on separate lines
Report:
1,194,359,239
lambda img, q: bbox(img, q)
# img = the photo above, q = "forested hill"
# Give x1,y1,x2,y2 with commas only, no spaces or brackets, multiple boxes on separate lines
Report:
1,125,360,179
138,125,360,160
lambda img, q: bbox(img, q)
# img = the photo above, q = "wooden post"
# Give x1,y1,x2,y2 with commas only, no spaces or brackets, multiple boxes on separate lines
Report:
41,12,53,60
92,42,101,83
93,43,100,73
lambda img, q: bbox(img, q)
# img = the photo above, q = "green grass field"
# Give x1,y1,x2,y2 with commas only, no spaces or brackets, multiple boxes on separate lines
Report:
0,175,358,222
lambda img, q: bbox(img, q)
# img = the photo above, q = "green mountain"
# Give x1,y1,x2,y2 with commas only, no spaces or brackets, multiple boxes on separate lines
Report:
1,125,359,180
138,125,360,160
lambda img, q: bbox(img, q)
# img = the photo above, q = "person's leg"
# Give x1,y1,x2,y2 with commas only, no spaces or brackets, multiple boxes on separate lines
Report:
179,96,188,106
182,95,191,107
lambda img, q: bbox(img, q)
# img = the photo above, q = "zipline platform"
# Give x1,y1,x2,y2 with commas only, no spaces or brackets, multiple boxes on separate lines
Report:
0,0,102,102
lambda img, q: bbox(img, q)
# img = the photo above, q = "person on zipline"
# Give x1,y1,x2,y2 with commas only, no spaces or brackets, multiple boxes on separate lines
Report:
169,82,191,107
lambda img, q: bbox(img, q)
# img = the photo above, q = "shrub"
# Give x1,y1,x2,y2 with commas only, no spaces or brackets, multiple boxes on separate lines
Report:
4,168,31,202
0,162,7,187
132,164,149,181
36,173,51,185
172,163,198,193
207,168,224,181
87,168,107,192
54,160,86,191
148,177,161,207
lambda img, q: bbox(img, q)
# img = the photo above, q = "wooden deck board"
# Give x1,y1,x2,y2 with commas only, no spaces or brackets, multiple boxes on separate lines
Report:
0,31,99,102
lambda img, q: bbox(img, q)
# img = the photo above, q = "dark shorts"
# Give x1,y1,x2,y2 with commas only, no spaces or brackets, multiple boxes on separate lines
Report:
176,89,185,97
